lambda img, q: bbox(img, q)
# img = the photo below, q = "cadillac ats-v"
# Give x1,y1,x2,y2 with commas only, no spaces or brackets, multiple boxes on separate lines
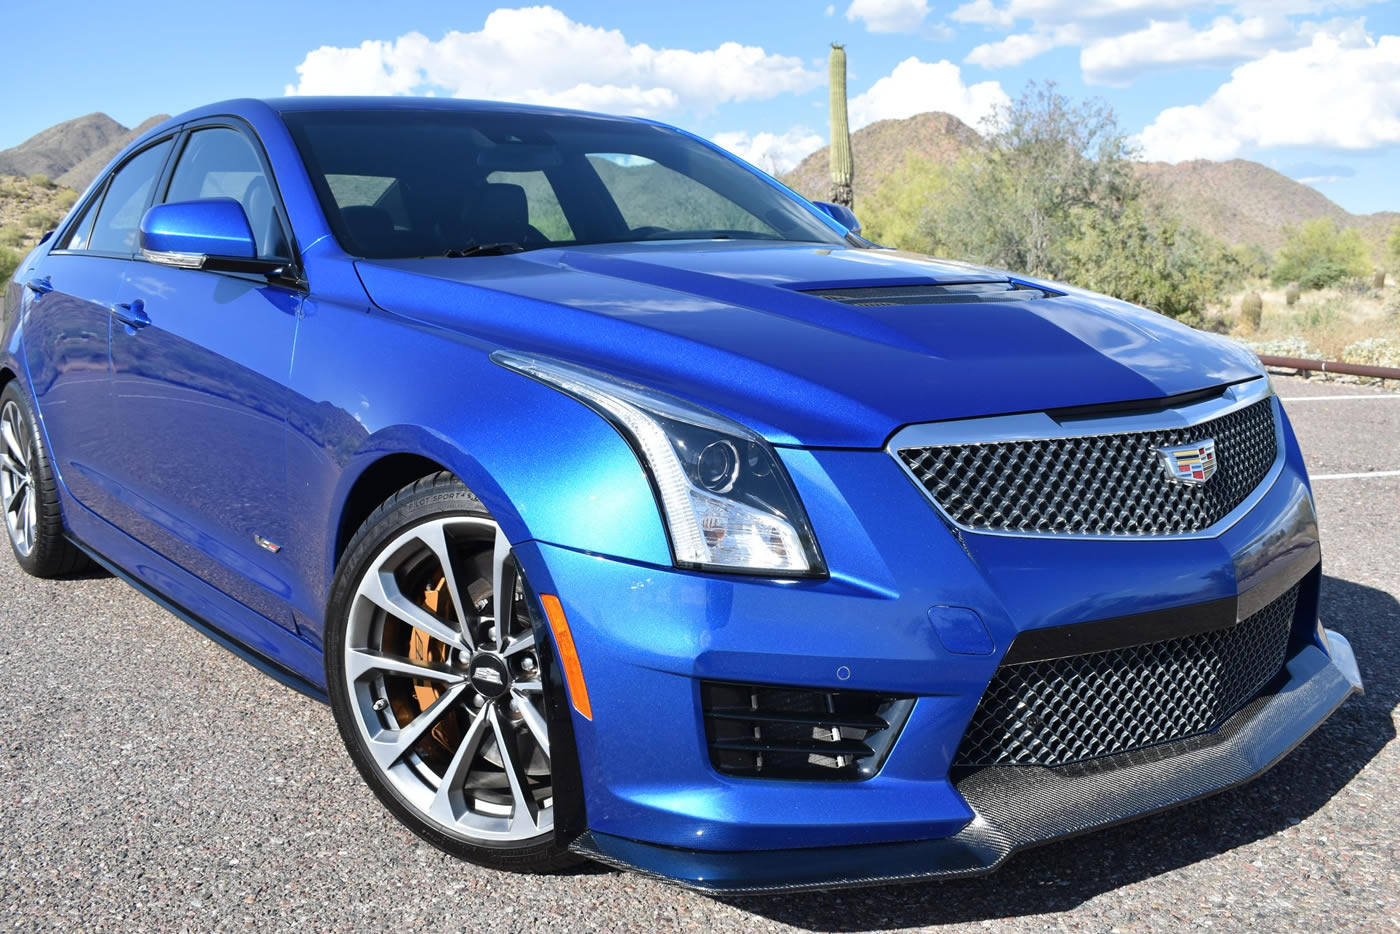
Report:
0,98,1362,893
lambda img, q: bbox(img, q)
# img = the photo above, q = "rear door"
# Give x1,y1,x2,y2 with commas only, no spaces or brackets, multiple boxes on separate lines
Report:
105,121,302,629
22,138,174,514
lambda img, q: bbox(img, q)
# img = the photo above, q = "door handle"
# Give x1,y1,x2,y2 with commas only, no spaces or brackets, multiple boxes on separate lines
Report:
111,299,150,330
25,276,53,296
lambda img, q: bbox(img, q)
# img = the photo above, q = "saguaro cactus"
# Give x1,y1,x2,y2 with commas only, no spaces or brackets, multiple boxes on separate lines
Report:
828,43,853,208
1285,281,1301,306
1373,268,1386,289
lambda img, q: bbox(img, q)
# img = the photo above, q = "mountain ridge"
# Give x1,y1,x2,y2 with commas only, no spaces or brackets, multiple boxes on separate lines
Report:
0,112,169,190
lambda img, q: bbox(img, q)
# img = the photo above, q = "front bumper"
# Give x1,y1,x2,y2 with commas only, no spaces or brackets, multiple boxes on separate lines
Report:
570,630,1361,893
514,406,1362,891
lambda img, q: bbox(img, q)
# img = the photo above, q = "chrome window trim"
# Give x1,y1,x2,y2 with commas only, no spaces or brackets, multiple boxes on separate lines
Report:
887,377,1286,542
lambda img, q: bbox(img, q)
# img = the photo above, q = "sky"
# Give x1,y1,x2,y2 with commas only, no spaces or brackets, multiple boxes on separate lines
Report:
4,0,1399,214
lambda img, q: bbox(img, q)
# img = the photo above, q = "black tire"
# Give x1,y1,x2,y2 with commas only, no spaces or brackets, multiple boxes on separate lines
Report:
325,472,581,873
0,380,90,578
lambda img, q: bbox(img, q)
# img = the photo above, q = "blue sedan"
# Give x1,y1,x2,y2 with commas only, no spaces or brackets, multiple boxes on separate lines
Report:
0,97,1362,892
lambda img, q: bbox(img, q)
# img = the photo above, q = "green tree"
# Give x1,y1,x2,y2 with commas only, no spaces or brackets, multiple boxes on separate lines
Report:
1271,218,1370,290
856,155,946,252
914,82,1240,320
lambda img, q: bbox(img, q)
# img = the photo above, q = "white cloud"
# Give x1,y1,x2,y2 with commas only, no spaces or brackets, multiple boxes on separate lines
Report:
825,3,836,14
1138,30,1400,162
845,0,931,32
966,31,1062,67
284,6,820,117
849,57,1010,130
1081,15,1300,85
952,0,1216,29
711,127,825,174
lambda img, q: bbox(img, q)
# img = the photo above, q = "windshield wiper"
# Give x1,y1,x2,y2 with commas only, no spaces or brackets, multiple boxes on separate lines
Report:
442,241,527,258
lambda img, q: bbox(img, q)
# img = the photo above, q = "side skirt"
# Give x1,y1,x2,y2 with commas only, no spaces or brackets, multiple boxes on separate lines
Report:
67,534,330,705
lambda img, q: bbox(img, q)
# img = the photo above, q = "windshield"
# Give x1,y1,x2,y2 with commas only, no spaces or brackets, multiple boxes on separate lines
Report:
280,108,845,259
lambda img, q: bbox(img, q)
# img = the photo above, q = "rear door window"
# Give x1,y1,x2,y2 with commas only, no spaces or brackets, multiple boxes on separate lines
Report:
86,140,173,254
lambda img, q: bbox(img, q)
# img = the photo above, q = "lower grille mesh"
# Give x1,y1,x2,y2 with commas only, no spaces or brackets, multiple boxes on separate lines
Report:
954,584,1299,768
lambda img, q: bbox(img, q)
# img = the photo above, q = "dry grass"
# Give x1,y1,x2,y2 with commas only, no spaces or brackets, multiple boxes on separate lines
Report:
1212,280,1400,366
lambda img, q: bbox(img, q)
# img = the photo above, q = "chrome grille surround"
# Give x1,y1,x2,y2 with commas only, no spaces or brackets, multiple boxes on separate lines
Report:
953,583,1300,768
889,378,1283,540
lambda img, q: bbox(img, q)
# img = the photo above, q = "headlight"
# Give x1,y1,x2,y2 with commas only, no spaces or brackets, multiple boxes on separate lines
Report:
492,351,825,577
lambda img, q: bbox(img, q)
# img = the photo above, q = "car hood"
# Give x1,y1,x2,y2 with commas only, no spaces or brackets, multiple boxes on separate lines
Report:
354,241,1261,448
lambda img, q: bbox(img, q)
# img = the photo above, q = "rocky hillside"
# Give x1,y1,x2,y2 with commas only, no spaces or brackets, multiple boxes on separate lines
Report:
780,110,1396,258
0,112,169,191
781,111,982,205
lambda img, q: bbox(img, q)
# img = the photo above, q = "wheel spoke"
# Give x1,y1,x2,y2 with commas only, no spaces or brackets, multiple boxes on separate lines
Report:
359,567,467,652
366,681,469,769
513,694,550,759
501,628,535,658
491,524,518,652
4,481,25,515
346,647,465,685
489,704,538,832
0,450,22,479
512,680,544,694
417,520,475,651
0,413,25,470
427,704,491,824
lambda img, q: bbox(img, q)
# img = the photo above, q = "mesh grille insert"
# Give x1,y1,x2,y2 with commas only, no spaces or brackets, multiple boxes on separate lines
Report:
898,396,1278,537
954,584,1299,768
701,682,910,781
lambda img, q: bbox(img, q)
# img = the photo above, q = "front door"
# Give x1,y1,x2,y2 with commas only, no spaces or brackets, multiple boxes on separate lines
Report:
104,125,303,629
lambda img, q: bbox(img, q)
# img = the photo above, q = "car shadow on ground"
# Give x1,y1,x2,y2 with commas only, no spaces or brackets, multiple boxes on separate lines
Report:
711,575,1397,931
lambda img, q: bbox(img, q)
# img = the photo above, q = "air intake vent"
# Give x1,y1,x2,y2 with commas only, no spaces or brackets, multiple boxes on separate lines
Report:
804,282,1051,305
701,682,912,781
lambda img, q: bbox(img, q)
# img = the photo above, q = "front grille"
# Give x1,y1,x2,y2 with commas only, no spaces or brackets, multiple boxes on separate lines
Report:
701,682,910,780
954,584,1299,768
898,396,1278,537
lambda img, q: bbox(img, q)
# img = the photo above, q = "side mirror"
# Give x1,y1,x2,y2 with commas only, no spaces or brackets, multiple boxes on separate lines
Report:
812,200,861,235
140,199,284,275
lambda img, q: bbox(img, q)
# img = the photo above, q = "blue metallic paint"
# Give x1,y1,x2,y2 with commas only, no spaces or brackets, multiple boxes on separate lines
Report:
0,97,1362,887
138,198,258,259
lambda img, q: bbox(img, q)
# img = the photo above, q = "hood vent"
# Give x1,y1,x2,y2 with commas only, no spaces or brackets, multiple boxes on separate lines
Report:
803,282,1051,306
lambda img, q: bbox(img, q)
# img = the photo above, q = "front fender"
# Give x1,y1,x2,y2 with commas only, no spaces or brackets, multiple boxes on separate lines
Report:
286,294,672,634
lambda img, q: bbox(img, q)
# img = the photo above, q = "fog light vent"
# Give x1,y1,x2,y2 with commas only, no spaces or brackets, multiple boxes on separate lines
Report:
700,681,912,781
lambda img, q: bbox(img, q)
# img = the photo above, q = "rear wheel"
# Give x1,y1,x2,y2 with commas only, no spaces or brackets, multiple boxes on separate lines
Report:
0,382,89,577
325,473,579,872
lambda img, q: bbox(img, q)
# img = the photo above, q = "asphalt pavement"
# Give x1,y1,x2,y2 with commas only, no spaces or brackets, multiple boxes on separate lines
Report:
2,373,1397,933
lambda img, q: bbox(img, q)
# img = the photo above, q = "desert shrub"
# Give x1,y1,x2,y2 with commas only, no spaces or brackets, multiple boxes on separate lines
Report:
1342,337,1400,369
20,208,58,232
0,246,21,286
1244,336,1321,359
27,173,53,189
1389,225,1400,268
1229,243,1271,280
1285,281,1301,305
56,188,78,210
0,225,26,247
915,82,1240,319
856,155,946,252
1240,291,1263,331
1271,219,1370,290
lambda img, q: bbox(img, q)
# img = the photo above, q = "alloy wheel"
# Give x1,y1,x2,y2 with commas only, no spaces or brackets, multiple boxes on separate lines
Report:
342,515,553,843
0,400,37,558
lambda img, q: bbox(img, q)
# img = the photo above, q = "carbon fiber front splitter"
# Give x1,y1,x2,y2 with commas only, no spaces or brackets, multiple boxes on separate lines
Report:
570,631,1362,895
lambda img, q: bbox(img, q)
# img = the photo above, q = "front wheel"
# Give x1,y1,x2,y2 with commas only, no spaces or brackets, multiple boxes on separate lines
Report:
1,381,89,577
325,473,579,872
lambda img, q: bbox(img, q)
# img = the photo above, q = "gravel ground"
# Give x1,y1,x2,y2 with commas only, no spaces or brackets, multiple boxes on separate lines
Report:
2,374,1397,933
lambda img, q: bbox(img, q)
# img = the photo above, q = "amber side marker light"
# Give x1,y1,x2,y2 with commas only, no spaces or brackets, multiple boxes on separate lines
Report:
539,593,593,720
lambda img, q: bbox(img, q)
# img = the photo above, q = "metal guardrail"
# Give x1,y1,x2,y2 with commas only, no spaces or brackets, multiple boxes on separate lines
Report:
1258,355,1400,382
